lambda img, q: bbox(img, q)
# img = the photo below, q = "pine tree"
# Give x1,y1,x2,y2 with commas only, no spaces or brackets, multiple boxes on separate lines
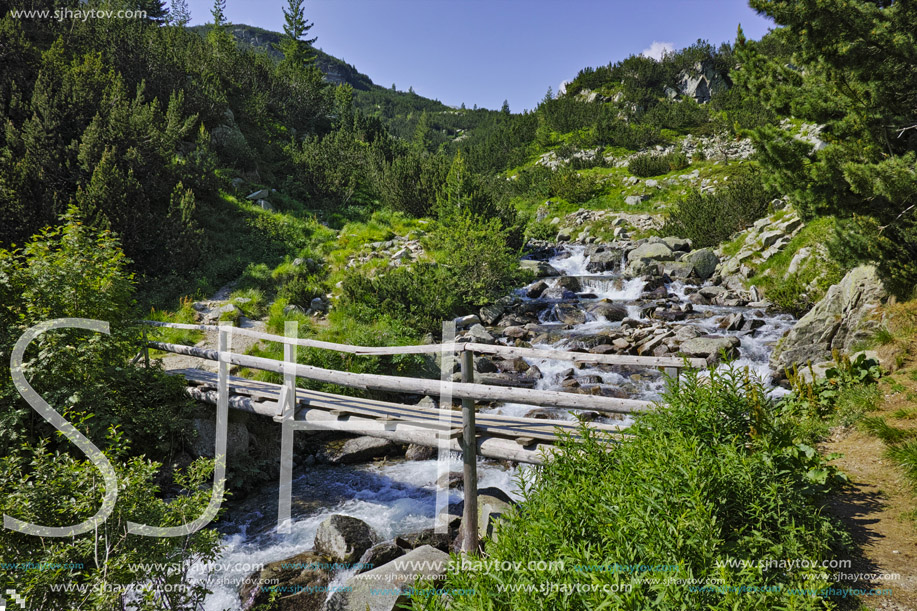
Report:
169,0,191,26
737,2,917,296
277,0,317,68
501,99,510,114
211,0,227,27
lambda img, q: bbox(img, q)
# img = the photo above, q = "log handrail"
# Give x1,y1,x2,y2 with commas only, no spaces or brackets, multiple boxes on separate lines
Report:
140,321,706,369
148,340,653,414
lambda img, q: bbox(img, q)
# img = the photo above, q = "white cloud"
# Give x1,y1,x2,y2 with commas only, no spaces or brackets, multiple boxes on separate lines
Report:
641,41,675,61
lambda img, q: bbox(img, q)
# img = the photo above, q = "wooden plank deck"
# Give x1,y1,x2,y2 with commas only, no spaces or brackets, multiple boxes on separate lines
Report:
168,368,629,445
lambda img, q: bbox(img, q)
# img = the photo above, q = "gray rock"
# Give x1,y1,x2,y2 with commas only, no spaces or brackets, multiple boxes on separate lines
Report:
314,515,379,564
355,542,405,575
453,314,481,328
627,242,675,263
240,550,331,611
519,260,561,277
662,236,692,252
556,229,573,242
540,286,577,300
586,301,628,322
684,248,719,280
468,324,495,343
555,276,582,292
770,266,886,374
479,304,505,325
326,545,449,611
585,250,621,273
525,280,548,298
283,304,305,316
625,195,647,206
405,444,435,461
333,437,398,464
678,335,741,362
553,303,587,325
191,418,248,459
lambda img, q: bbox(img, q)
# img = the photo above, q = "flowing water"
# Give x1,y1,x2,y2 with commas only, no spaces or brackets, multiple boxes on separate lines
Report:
200,243,794,609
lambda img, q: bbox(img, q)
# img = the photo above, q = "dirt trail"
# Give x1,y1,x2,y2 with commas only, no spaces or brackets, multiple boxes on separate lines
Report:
822,379,917,610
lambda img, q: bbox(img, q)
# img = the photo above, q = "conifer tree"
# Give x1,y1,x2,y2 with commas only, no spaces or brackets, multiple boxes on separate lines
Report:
169,0,191,26
277,0,317,68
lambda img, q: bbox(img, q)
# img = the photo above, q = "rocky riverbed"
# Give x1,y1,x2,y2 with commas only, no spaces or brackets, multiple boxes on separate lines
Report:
194,225,889,610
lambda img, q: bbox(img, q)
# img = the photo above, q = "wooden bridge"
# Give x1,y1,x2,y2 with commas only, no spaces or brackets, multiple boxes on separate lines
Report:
142,320,705,551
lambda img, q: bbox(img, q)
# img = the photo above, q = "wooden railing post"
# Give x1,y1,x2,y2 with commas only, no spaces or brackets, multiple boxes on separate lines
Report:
142,327,150,368
460,347,479,554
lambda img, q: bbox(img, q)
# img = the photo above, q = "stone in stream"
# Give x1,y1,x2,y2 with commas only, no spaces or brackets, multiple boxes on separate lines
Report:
355,542,404,575
467,324,495,343
436,471,464,489
453,314,480,328
525,280,549,298
684,248,719,280
627,241,675,262
540,286,578,300
326,545,450,611
314,515,379,565
332,437,399,465
404,444,435,461
474,356,498,374
395,529,453,553
662,236,692,252
479,303,505,325
519,259,561,277
555,275,583,292
553,303,587,325
585,250,621,273
239,550,333,611
678,335,741,363
586,301,628,322
502,325,527,339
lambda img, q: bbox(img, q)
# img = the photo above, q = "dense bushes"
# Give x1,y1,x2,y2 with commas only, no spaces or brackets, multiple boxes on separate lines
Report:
340,212,524,334
628,150,689,177
663,166,773,247
0,211,222,608
416,366,849,610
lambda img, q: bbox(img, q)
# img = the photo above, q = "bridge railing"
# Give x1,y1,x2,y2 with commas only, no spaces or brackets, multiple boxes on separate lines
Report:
139,320,705,415
140,319,705,553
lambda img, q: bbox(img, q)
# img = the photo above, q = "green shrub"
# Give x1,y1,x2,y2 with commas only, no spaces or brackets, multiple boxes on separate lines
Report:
415,366,849,610
663,166,773,248
547,167,601,203
627,152,672,177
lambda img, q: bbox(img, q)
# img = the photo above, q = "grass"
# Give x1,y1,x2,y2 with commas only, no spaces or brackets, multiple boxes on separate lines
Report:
859,416,916,444
412,366,851,611
145,297,204,347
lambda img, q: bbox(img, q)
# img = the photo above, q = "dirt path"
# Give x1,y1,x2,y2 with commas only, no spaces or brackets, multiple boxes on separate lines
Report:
822,381,917,610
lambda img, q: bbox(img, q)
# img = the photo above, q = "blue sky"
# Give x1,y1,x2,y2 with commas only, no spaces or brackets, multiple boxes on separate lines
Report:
185,0,775,111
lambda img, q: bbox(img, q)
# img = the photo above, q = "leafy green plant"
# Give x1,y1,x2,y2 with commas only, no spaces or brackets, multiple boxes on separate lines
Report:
414,365,849,610
663,166,774,248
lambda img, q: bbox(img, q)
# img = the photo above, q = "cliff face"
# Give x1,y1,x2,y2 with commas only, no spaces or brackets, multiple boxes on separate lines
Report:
191,24,375,90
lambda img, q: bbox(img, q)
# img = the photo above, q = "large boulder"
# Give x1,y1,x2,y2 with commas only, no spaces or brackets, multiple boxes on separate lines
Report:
519,260,561,277
684,248,719,280
678,335,741,363
585,250,621,273
770,266,886,374
240,551,332,611
627,242,675,263
314,515,379,564
324,545,450,611
586,301,628,322
553,303,587,325
333,437,399,464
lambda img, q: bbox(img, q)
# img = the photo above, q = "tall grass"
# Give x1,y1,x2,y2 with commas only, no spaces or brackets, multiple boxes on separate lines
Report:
413,366,850,611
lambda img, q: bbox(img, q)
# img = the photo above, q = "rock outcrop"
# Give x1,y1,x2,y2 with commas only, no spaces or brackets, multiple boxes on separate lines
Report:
770,266,886,375
314,515,379,563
